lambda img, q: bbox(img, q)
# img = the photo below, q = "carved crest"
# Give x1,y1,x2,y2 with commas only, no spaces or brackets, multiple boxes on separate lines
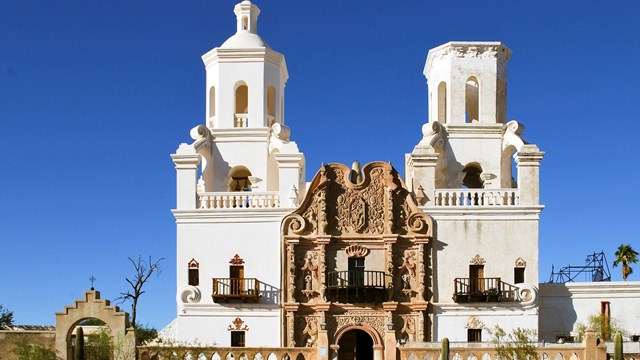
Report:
465,316,485,329
345,244,369,258
187,258,199,269
470,254,486,265
229,254,245,265
282,162,433,238
227,317,249,331
515,257,526,268
349,196,367,232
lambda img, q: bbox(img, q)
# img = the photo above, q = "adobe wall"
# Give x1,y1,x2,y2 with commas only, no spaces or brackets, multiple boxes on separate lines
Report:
0,329,56,360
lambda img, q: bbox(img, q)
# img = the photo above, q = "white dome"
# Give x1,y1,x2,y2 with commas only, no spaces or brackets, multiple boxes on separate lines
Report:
221,31,270,49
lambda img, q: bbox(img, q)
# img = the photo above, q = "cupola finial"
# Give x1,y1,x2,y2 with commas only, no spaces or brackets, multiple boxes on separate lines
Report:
234,0,261,34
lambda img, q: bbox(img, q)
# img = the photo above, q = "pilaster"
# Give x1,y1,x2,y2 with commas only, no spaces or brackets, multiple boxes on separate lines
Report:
515,144,544,206
172,144,201,210
406,145,439,204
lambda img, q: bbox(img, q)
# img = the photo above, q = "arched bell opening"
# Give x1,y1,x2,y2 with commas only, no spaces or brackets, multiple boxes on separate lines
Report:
228,166,253,192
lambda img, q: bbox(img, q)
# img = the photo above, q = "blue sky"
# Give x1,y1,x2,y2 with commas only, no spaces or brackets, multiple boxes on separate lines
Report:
1,1,639,330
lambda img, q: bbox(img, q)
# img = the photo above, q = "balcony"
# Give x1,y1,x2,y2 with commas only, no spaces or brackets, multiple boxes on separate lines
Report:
212,278,261,303
198,192,280,209
432,189,520,207
326,270,386,303
234,113,248,127
453,277,518,303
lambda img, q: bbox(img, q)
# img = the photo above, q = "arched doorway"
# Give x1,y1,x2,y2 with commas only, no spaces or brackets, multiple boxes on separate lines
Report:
337,329,374,360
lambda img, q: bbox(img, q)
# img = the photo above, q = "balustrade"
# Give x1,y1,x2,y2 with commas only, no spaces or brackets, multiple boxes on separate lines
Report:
139,347,314,360
432,189,519,207
198,192,280,209
234,113,249,127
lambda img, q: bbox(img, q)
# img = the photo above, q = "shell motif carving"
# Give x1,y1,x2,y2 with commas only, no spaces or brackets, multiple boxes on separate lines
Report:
515,257,527,268
469,254,486,265
177,285,202,304
345,244,370,258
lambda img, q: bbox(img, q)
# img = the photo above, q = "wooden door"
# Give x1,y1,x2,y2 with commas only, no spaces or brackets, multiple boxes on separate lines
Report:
469,265,484,294
230,266,244,294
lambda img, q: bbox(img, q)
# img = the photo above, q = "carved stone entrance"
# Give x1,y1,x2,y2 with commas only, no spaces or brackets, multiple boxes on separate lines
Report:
337,328,375,360
281,162,434,360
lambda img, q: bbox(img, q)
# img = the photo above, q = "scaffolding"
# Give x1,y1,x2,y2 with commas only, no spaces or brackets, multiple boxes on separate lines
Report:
548,251,611,283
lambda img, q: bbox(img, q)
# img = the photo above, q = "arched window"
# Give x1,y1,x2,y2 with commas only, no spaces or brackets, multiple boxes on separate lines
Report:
267,86,276,126
462,163,483,189
242,16,248,31
465,76,479,123
235,84,249,127
228,165,252,192
438,81,447,123
209,86,216,119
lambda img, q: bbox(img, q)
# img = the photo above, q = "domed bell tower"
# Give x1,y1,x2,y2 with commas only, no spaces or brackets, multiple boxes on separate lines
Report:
406,42,543,206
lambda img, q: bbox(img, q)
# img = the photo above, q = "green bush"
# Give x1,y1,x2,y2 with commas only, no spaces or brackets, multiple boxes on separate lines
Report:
12,340,58,360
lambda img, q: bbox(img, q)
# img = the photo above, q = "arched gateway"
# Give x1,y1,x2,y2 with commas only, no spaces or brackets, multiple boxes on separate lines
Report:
281,162,433,360
55,290,136,360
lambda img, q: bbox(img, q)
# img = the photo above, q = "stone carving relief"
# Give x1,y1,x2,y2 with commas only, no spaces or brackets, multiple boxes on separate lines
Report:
300,252,319,299
515,257,526,268
282,162,433,238
469,254,486,265
227,317,249,331
398,251,418,297
177,285,202,304
335,310,386,338
516,283,539,306
399,315,417,343
302,316,319,347
465,316,485,330
187,258,199,269
229,254,245,265
345,244,369,258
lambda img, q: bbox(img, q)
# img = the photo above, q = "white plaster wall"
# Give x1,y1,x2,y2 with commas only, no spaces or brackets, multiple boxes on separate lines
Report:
175,311,280,346
210,137,270,192
444,128,504,187
173,210,290,346
539,282,640,342
428,214,540,303
214,61,266,129
433,307,538,341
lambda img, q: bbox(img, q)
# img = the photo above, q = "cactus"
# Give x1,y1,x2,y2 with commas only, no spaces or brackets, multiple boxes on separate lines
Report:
614,332,623,360
441,337,450,360
74,326,85,360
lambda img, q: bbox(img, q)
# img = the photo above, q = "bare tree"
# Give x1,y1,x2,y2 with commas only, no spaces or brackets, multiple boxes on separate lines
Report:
117,256,164,327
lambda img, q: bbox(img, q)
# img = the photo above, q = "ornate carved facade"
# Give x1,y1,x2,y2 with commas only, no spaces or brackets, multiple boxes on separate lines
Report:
281,161,433,352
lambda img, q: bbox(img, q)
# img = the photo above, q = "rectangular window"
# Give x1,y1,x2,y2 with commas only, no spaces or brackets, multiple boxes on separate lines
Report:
231,331,245,347
348,257,365,286
514,268,525,284
468,329,482,342
188,268,199,286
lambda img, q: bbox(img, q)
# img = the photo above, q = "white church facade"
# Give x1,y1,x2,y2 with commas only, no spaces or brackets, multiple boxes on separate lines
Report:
161,1,638,358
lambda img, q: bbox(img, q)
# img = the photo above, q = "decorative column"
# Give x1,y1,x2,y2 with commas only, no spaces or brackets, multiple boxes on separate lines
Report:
171,144,200,210
383,236,397,301
416,243,426,301
317,237,331,302
383,302,398,360
515,144,544,206
286,242,298,303
314,303,331,360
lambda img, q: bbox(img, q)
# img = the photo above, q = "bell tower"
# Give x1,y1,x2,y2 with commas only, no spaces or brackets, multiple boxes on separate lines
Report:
181,0,303,197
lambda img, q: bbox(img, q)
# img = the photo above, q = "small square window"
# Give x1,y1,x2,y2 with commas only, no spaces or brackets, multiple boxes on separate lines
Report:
468,329,482,342
231,331,245,347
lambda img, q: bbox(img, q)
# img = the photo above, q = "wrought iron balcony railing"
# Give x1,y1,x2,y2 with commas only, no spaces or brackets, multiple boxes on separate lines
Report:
453,277,518,303
326,270,386,303
212,278,261,303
